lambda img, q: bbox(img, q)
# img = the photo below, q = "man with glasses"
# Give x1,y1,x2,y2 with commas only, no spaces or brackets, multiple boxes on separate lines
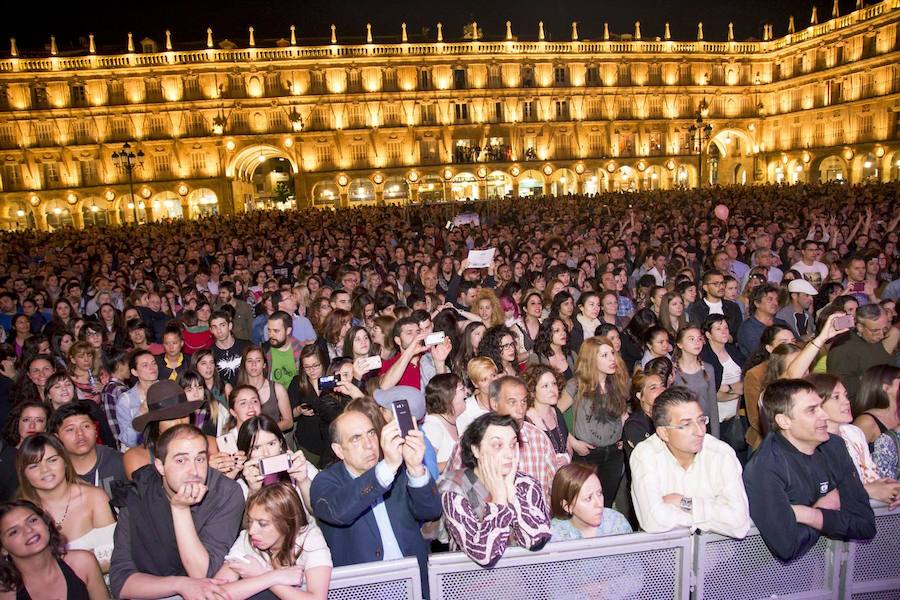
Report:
688,270,743,341
790,240,828,289
630,387,750,537
743,379,875,561
827,304,900,401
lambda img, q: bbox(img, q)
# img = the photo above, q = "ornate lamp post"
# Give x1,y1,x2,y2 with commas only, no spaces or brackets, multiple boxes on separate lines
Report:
111,142,144,224
688,101,713,188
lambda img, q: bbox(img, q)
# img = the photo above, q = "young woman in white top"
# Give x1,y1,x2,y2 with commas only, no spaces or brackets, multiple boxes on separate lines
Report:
421,373,466,473
808,373,900,509
217,482,332,600
15,435,115,572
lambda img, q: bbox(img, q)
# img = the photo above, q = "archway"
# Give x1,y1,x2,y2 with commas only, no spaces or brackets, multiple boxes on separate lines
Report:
675,164,694,188
814,155,848,183
582,169,607,195
227,144,299,181
383,177,409,201
3,201,34,230
733,164,748,185
250,157,296,210
151,191,184,220
44,200,75,230
549,169,577,196
485,171,513,199
708,128,755,159
115,194,149,224
311,181,340,207
858,153,880,182
641,165,665,190
517,170,544,197
80,197,109,227
612,166,637,191
450,172,479,200
888,151,900,182
348,178,376,203
418,176,445,203
187,188,219,217
786,159,806,184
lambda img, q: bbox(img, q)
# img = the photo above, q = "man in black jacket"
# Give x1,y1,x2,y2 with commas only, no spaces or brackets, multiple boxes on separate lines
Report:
688,270,743,342
743,379,875,562
110,422,244,599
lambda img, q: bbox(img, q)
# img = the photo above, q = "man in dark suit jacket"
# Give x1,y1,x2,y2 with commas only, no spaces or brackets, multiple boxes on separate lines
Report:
311,410,442,597
688,270,744,342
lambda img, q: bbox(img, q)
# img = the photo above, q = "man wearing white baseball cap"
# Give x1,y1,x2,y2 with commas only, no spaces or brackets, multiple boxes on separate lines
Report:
776,280,818,341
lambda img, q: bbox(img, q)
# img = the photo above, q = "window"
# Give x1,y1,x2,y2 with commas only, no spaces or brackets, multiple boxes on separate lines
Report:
522,66,534,88
0,124,15,149
384,69,397,91
315,145,334,168
348,70,361,92
183,77,200,100
588,133,605,156
348,104,365,128
72,120,92,144
108,81,125,104
555,132,572,158
110,117,129,141
522,100,535,122
71,84,88,107
383,104,401,127
494,102,504,122
2,164,22,190
31,87,48,109
586,98,603,120
34,122,55,146
0,86,9,110
190,151,207,175
267,111,287,132
420,104,436,125
453,69,467,89
228,74,246,97
617,98,632,119
147,115,167,138
186,113,207,136
586,67,600,86
42,162,60,186
350,143,367,163
555,101,569,120
419,140,439,164
386,140,402,162
489,66,501,88
618,132,635,156
454,103,469,123
145,79,162,102
554,66,567,85
231,111,248,133
79,160,99,186
152,154,171,178
857,114,873,140
419,69,431,90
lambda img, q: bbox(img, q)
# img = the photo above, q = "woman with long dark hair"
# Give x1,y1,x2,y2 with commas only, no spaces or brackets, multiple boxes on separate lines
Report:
236,415,314,508
214,483,331,599
0,500,107,599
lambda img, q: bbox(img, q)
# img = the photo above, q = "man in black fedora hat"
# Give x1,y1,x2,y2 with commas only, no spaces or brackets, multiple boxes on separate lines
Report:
110,380,244,600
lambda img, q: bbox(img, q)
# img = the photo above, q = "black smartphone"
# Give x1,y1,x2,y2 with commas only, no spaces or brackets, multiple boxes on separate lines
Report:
318,375,336,392
392,400,416,438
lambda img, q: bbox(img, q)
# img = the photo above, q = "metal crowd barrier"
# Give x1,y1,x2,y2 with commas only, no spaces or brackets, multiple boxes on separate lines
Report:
322,502,898,600
694,527,841,600
839,504,900,600
427,529,693,600
326,557,422,600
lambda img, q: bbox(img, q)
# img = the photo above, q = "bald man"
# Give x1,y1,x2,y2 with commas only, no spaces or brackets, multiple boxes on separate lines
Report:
310,411,442,596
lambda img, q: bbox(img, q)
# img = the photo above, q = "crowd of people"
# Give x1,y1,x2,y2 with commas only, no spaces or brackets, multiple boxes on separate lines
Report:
0,180,898,599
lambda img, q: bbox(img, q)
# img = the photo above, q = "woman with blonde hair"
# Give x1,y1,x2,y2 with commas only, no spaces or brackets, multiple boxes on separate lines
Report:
565,337,629,507
67,342,105,404
472,288,505,328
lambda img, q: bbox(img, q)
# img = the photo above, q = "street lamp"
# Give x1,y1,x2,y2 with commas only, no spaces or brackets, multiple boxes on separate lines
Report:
111,142,144,224
687,101,713,189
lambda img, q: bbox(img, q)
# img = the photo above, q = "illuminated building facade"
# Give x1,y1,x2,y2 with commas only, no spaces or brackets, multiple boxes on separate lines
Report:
0,1,898,229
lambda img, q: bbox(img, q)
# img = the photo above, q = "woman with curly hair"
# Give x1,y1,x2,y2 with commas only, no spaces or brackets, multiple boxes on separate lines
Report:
0,500,107,599
472,289,506,329
477,325,519,377
527,317,576,380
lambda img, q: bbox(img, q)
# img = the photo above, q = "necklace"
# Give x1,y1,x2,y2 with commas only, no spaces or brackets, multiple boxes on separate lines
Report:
53,487,73,529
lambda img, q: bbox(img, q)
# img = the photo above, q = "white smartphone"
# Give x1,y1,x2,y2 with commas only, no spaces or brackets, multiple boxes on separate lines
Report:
259,453,292,476
424,331,445,346
359,355,383,372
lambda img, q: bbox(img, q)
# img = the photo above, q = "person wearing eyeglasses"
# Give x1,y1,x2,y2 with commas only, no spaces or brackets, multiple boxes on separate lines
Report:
629,386,750,538
687,270,743,343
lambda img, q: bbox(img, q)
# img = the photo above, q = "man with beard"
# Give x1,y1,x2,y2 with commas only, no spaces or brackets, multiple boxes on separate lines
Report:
263,310,303,390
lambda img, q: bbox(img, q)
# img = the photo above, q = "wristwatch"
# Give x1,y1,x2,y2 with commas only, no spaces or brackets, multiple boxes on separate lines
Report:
680,496,693,513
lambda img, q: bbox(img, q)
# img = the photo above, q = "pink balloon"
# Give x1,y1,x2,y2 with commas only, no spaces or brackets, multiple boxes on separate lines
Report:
714,204,729,221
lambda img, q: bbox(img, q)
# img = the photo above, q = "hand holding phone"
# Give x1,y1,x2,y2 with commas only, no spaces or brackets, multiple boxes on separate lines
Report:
833,314,854,331
392,400,416,439
318,375,337,392
259,453,292,476
424,332,445,346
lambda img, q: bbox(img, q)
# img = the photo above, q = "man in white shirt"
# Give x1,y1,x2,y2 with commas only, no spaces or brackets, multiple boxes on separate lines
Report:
630,386,751,538
790,240,829,289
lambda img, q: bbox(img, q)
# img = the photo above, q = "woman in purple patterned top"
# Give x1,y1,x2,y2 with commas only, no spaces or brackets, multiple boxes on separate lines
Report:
438,413,551,567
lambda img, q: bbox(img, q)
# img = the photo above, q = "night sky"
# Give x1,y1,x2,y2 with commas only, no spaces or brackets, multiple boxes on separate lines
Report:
2,0,857,55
